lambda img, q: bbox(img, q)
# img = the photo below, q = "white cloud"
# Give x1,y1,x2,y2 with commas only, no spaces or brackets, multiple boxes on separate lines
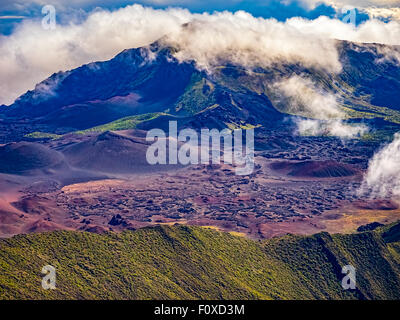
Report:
297,0,400,9
296,118,368,138
0,4,400,105
160,12,342,73
0,5,191,105
286,15,400,46
360,133,400,199
272,75,368,138
365,7,400,20
273,75,343,119
0,16,26,19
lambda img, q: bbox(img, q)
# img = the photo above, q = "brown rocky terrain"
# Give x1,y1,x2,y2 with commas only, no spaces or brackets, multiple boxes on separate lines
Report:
1,140,398,239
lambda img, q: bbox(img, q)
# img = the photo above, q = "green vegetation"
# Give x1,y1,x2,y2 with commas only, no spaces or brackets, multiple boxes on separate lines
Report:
225,121,262,130
361,127,399,142
174,74,217,115
1,222,400,300
75,113,166,134
342,102,400,124
24,132,62,140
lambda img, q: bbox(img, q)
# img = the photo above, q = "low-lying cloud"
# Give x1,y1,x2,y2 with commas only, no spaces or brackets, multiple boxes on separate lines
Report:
272,75,368,138
360,133,400,199
295,118,368,138
273,75,343,119
1,4,400,105
160,13,341,73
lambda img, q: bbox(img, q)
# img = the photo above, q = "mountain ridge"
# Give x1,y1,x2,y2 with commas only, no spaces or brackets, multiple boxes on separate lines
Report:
1,222,400,300
2,39,400,144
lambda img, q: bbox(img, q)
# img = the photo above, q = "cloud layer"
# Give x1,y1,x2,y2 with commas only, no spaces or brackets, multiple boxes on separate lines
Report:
272,75,368,138
295,118,368,138
360,133,400,199
273,75,343,119
1,4,400,105
161,12,341,73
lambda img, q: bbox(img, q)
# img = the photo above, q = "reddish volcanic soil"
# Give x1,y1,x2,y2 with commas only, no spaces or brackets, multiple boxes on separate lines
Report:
353,199,399,210
0,136,398,240
0,189,76,237
0,155,399,239
270,160,359,178
0,196,24,236
0,142,66,174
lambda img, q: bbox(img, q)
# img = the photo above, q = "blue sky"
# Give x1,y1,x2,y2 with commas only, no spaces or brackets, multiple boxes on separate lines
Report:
0,0,392,35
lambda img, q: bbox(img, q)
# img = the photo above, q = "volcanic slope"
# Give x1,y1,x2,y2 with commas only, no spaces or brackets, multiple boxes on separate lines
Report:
1,222,400,300
270,160,359,178
4,40,400,143
60,130,182,174
0,142,66,175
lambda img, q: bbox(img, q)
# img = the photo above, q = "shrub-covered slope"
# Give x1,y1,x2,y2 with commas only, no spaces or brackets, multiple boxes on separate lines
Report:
1,223,400,300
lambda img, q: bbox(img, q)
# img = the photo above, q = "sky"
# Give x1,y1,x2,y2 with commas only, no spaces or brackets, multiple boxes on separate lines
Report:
0,0,399,106
1,0,399,34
